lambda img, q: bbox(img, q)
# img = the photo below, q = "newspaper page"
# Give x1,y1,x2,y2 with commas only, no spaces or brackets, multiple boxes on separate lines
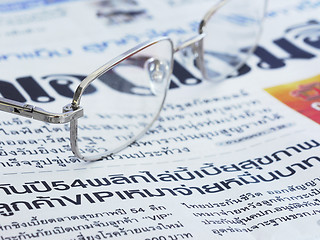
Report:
0,0,319,239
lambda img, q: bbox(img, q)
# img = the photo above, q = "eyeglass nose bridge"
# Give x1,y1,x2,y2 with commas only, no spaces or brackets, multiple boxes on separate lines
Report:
174,33,205,53
174,33,206,74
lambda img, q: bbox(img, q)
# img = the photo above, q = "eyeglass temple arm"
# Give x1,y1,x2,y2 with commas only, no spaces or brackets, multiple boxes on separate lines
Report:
0,97,83,124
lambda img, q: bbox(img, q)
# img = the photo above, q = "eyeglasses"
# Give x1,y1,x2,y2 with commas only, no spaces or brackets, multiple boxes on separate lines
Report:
0,0,267,161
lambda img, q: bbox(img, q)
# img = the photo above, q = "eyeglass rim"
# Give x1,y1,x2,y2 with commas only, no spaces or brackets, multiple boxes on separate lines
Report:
72,37,173,108
69,0,268,161
70,37,175,161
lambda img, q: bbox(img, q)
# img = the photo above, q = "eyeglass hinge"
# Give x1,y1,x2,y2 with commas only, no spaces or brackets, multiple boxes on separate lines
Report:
11,104,34,116
0,97,83,124
63,104,74,113
22,104,34,112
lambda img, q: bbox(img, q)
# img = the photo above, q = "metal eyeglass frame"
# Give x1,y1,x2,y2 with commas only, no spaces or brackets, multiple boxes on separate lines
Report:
0,0,267,161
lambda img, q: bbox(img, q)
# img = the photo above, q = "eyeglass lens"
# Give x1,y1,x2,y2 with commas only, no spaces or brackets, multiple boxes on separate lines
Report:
75,39,173,159
202,0,266,81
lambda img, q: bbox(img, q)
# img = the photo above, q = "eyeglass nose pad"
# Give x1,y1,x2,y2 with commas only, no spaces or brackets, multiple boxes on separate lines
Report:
145,58,169,95
176,42,202,73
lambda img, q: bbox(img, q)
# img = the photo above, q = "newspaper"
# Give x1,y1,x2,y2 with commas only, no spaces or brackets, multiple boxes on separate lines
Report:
0,0,319,239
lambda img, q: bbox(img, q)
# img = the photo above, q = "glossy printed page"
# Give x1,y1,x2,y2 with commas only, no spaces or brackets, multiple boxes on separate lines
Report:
0,0,320,239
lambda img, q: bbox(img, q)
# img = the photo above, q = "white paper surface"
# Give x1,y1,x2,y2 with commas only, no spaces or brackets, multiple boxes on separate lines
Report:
0,0,319,239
